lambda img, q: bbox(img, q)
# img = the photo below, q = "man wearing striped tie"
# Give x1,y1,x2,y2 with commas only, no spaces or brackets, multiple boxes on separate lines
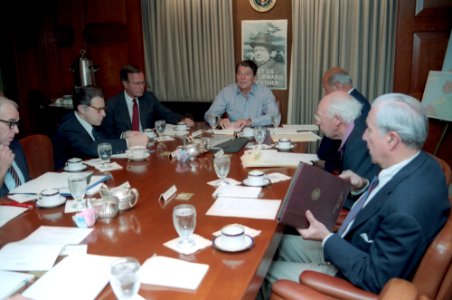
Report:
0,97,29,197
259,93,450,299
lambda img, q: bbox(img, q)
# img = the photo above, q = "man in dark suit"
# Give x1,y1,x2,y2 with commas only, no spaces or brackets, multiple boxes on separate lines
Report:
53,86,148,170
0,97,29,196
261,93,450,298
317,67,373,178
101,64,194,139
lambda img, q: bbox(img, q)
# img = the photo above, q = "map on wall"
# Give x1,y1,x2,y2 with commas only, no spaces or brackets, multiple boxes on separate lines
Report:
242,20,287,90
422,71,452,122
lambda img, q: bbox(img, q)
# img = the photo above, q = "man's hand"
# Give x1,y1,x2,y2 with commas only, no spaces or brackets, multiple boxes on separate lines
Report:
0,145,14,181
126,133,149,147
339,170,368,191
219,118,233,129
298,210,331,241
233,119,251,131
181,118,195,127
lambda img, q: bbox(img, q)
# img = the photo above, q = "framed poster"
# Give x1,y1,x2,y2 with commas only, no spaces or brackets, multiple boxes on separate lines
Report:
422,71,452,122
242,20,287,90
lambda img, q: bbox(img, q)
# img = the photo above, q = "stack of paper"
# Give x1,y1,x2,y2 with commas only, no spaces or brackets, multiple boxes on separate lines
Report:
140,255,209,290
282,124,319,131
0,270,34,299
212,185,261,198
0,206,28,227
241,150,318,168
270,131,321,143
206,197,281,220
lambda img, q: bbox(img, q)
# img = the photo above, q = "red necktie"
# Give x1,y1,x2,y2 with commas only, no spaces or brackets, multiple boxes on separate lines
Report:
132,99,139,131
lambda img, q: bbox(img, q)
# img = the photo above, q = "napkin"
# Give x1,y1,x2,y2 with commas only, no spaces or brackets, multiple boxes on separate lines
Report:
94,162,123,172
155,136,175,142
207,178,241,187
213,224,261,238
64,200,86,213
266,172,292,183
164,234,212,255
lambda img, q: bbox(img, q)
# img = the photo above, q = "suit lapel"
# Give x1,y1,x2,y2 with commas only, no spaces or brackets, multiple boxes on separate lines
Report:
118,96,132,128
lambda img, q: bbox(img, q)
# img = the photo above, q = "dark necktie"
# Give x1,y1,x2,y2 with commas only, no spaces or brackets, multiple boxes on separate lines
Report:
132,99,139,131
92,128,102,141
337,176,379,236
9,165,21,188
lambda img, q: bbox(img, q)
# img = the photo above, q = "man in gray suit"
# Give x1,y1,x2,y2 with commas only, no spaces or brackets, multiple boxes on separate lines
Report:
260,93,450,298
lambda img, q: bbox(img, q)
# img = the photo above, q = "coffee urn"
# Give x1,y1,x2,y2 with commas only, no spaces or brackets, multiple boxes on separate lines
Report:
70,49,99,89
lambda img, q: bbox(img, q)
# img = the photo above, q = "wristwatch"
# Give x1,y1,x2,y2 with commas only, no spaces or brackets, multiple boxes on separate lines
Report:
249,0,277,13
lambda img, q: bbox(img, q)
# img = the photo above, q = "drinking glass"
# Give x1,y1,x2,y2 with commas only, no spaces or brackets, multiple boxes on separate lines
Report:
68,174,87,209
206,114,218,130
213,155,231,185
97,142,112,165
254,127,267,148
172,204,196,249
110,257,141,300
271,113,281,128
155,120,166,135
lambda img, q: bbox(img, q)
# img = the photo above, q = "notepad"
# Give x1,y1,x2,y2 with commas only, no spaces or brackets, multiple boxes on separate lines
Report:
0,270,34,299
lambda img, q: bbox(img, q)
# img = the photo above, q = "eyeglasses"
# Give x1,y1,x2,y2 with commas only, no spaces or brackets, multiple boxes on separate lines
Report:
0,119,20,129
87,105,106,113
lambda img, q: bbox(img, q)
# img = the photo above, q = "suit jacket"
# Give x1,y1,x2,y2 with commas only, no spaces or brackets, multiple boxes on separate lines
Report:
324,151,450,293
101,91,183,138
0,140,30,197
318,88,372,175
53,112,128,170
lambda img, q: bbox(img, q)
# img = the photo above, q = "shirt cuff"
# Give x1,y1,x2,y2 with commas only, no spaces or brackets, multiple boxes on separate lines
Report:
351,179,369,196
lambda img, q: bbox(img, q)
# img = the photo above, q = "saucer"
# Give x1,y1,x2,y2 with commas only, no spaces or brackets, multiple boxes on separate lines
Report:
128,153,150,161
242,178,271,187
174,126,188,131
64,164,88,172
275,144,295,150
37,196,66,208
212,235,254,253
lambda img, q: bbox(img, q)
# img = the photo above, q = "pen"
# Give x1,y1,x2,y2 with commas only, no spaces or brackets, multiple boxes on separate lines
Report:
0,202,35,209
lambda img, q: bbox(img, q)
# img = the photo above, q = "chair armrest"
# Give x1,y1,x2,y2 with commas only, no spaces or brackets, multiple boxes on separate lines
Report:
379,278,420,300
271,279,336,300
300,271,377,300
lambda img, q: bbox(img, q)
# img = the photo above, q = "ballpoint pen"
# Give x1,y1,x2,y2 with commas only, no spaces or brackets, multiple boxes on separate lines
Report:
0,202,36,209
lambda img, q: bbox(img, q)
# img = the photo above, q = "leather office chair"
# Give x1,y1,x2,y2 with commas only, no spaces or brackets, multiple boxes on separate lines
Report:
19,134,55,178
430,154,451,185
271,200,452,300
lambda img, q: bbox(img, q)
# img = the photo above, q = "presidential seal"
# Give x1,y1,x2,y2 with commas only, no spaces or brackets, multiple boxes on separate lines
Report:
249,0,277,13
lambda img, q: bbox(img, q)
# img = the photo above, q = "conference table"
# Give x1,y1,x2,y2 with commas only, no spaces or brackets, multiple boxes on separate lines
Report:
0,127,308,299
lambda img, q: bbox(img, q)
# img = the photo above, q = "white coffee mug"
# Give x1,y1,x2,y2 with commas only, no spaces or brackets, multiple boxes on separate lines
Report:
65,158,84,170
38,188,60,205
278,138,292,149
175,122,188,131
221,224,245,249
247,170,265,185
127,146,147,160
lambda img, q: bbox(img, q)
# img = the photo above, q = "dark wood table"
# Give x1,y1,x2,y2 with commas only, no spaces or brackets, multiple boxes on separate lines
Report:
0,129,307,300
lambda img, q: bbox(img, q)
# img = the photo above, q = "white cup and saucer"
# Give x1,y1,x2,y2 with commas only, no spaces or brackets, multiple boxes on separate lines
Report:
144,129,157,139
242,127,254,138
212,224,254,252
64,158,87,172
174,122,188,132
243,170,271,187
126,146,149,161
275,138,294,150
36,188,66,208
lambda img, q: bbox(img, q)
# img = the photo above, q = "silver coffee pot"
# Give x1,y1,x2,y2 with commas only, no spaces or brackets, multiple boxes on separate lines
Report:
70,49,99,88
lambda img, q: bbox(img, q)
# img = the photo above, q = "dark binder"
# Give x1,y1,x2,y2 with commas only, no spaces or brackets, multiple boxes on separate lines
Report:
278,162,351,230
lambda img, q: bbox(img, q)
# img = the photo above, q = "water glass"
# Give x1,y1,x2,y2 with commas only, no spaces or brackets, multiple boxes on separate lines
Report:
97,142,112,164
110,257,141,300
206,114,218,130
68,174,87,209
213,155,231,185
271,113,281,128
254,127,267,147
155,120,166,135
172,204,196,249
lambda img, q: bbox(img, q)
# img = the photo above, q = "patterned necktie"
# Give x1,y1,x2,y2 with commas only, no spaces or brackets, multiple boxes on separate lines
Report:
92,128,102,141
132,99,139,131
337,176,379,236
9,165,21,188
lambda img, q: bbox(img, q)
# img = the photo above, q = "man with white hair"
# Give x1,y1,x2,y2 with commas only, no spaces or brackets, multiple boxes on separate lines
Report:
0,97,29,196
260,93,450,298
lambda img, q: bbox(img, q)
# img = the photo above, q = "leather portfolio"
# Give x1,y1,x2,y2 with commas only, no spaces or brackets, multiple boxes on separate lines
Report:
278,162,351,230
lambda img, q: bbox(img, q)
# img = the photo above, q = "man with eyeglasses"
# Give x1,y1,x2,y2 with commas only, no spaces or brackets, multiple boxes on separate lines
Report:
53,85,148,170
0,97,29,197
101,64,194,139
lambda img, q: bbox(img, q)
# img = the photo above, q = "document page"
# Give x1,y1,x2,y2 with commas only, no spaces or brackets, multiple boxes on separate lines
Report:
0,270,34,299
206,197,281,220
270,131,321,142
140,255,209,290
212,185,261,199
23,254,117,300
241,150,318,168
0,206,28,227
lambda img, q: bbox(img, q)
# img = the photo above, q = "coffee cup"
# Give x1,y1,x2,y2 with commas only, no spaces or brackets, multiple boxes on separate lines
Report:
242,127,254,137
126,146,148,160
278,138,292,149
221,224,245,249
65,158,84,171
247,170,266,185
37,188,61,205
144,129,157,139
175,122,188,131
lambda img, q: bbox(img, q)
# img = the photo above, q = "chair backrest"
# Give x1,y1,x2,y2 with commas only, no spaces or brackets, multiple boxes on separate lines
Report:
19,134,55,179
411,207,452,300
430,154,451,186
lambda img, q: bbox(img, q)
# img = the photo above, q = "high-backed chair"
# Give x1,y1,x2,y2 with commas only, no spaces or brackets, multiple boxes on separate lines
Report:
271,203,452,300
19,134,55,179
430,154,452,185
